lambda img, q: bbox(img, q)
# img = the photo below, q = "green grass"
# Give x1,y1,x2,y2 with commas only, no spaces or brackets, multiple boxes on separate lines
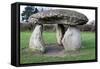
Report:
20,31,96,64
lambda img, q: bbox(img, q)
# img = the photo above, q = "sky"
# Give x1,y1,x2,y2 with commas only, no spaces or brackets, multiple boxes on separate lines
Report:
20,5,95,23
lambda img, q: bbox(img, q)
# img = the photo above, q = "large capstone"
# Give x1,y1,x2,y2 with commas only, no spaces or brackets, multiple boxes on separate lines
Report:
28,9,88,25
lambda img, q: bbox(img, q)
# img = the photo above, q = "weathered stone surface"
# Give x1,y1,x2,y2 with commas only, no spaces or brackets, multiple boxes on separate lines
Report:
29,24,45,53
62,26,81,51
28,9,88,25
56,24,65,45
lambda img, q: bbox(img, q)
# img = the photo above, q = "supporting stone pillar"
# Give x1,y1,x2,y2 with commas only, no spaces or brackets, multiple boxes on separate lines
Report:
29,24,45,53
62,26,81,51
56,24,65,45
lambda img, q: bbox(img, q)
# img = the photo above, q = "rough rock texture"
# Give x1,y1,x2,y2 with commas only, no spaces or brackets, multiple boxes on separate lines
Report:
56,24,65,45
28,9,88,25
28,9,89,53
29,24,45,53
62,26,81,51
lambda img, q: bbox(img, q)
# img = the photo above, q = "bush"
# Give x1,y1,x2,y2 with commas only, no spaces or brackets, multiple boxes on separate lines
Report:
20,23,95,32
77,24,95,32
20,22,35,31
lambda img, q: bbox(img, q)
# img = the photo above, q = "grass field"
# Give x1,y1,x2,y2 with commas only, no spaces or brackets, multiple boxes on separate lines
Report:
20,31,96,64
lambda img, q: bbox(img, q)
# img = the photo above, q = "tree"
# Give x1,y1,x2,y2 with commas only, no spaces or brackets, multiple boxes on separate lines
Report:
21,6,39,22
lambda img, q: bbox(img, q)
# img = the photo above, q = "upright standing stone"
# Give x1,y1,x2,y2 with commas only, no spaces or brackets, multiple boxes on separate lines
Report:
62,26,81,51
29,24,45,53
56,24,65,45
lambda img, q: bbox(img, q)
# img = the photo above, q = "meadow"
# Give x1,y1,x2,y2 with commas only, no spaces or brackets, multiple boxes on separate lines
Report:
20,31,96,64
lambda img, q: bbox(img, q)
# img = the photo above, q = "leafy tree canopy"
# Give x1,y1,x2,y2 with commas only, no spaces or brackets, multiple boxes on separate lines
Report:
21,6,39,22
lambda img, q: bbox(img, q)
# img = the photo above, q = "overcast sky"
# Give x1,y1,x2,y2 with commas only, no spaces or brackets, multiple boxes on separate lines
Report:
20,5,95,23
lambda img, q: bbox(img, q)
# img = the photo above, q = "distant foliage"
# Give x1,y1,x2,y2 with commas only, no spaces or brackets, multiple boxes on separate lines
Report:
21,6,39,22
20,23,56,32
20,22,35,31
78,20,95,32
43,24,56,32
20,20,95,32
